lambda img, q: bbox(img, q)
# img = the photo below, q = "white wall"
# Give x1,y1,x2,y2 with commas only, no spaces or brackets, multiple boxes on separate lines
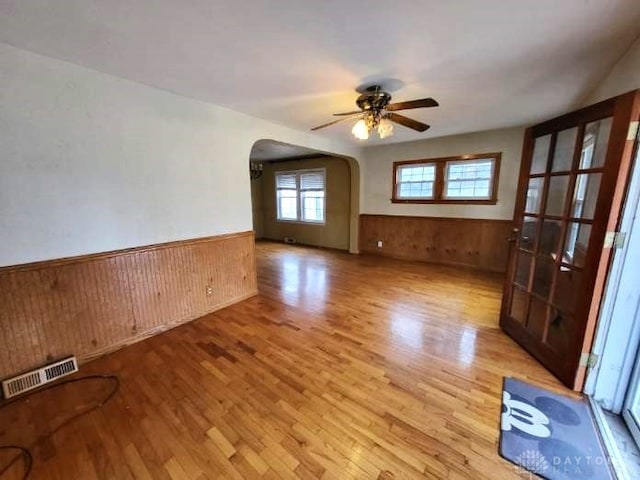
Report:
0,43,361,267
362,127,525,220
584,36,640,104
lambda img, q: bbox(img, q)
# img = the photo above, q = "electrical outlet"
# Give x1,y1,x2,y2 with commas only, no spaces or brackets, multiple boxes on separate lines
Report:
377,240,383,248
206,286,213,296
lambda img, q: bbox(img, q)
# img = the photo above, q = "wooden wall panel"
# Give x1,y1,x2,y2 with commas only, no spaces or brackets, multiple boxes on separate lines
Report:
359,214,513,273
0,231,257,379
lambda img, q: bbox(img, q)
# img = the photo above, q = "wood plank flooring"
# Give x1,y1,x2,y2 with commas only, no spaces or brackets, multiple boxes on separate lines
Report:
0,241,565,479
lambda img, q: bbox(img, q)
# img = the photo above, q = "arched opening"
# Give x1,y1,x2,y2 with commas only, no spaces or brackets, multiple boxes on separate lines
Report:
249,139,360,253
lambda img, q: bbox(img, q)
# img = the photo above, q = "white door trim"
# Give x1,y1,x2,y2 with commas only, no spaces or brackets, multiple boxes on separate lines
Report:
585,134,640,412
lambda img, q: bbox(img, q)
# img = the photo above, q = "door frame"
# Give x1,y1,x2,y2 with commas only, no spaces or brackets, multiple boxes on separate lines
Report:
500,89,640,390
585,129,640,410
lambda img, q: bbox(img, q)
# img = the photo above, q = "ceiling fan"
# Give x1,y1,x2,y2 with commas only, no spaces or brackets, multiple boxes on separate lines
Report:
311,85,439,140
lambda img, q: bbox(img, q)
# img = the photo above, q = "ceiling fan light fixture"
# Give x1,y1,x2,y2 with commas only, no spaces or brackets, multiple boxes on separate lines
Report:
312,85,436,139
352,118,369,140
377,117,394,139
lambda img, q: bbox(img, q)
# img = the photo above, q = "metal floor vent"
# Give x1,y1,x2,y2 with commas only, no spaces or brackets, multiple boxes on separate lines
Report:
2,356,78,399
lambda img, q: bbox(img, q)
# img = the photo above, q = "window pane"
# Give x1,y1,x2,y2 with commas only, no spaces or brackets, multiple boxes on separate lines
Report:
525,177,544,214
545,175,569,217
571,173,601,220
527,296,549,340
445,159,494,199
539,219,562,256
514,251,532,288
583,118,612,169
276,173,297,189
510,287,529,324
546,310,574,354
551,127,578,172
530,135,551,174
564,222,591,268
277,189,298,220
398,164,435,182
278,199,297,220
398,181,433,198
520,217,539,252
301,191,324,222
532,255,554,299
396,164,436,199
300,171,324,190
552,269,584,317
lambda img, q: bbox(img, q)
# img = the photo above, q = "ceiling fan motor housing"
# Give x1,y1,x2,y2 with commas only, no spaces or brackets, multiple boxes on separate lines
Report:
310,84,434,133
356,85,392,112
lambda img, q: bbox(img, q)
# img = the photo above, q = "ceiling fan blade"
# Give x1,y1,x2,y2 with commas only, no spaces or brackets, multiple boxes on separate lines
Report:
386,98,439,111
333,110,364,116
310,115,360,131
386,113,430,132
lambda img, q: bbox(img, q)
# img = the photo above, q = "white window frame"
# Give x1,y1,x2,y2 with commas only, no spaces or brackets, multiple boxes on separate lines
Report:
443,158,496,201
275,168,326,225
394,163,436,200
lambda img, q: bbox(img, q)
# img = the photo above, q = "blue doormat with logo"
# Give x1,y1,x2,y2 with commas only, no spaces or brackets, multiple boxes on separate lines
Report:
499,377,615,479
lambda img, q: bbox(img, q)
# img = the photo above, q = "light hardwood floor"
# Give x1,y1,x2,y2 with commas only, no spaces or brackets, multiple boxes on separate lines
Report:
0,241,565,479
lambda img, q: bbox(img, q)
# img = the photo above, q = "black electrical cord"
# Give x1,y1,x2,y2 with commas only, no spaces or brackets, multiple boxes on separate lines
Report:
0,446,31,480
0,374,120,480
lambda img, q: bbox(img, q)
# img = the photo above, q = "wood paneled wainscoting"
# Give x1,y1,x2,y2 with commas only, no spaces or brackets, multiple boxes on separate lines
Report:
0,231,257,380
360,214,513,273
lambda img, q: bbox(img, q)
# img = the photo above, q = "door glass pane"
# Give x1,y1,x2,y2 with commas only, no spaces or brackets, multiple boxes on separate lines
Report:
545,175,570,216
563,222,591,268
510,288,529,324
525,177,544,214
571,173,601,220
527,297,549,340
532,255,554,299
520,217,539,252
552,268,584,316
551,127,578,172
531,134,551,174
582,117,612,169
539,219,562,255
546,308,573,354
514,251,532,288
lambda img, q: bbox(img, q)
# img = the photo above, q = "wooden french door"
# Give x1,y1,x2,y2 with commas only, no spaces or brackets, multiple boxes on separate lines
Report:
500,90,640,391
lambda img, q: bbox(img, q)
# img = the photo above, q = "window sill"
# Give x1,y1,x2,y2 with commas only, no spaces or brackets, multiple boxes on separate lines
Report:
276,219,326,226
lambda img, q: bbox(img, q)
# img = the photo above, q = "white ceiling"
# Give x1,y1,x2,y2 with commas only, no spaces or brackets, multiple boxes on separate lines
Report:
1,1,639,145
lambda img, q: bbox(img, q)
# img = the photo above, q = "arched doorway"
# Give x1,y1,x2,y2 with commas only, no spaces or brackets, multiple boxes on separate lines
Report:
249,139,360,253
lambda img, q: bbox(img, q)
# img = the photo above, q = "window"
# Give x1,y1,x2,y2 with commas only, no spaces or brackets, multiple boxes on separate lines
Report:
276,172,298,220
392,153,501,204
395,163,436,200
276,169,325,223
444,159,494,200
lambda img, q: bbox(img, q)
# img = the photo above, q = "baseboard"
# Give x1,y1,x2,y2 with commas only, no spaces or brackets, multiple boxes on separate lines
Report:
259,237,349,253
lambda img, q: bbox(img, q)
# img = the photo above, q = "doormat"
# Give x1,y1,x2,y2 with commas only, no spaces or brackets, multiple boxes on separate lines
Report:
499,377,614,479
